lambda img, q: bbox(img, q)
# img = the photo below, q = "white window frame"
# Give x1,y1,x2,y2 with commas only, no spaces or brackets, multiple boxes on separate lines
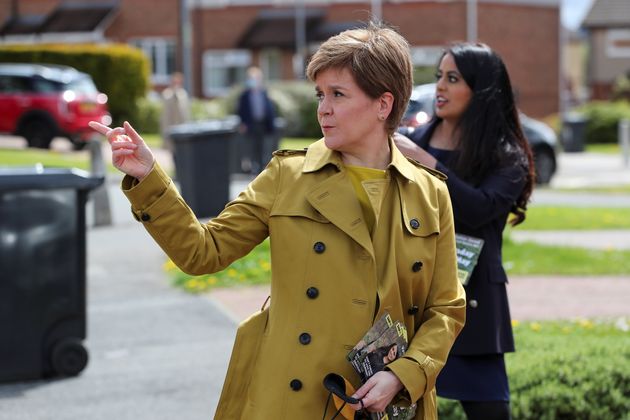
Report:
260,48,283,81
606,29,630,59
202,49,252,97
130,37,177,85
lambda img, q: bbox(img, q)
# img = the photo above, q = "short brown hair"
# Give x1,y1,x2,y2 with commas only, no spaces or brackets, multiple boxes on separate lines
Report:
306,22,413,134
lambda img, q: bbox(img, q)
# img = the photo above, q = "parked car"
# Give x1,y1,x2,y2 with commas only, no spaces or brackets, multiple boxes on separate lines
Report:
0,63,111,150
399,83,558,184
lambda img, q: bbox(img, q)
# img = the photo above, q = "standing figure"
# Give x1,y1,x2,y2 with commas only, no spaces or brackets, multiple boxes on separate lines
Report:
160,72,190,169
395,42,535,420
236,66,276,173
89,22,465,419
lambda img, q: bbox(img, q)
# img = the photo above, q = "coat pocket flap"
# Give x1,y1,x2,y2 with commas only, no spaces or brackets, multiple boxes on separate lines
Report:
401,202,440,238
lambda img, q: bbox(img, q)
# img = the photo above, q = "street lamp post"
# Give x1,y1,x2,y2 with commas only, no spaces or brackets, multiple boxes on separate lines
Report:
467,0,477,42
294,0,306,79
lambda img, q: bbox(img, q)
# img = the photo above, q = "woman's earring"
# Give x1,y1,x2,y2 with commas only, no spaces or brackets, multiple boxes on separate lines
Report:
379,115,385,121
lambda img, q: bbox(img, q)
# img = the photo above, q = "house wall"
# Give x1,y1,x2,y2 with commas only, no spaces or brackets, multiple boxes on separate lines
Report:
0,0,57,22
587,28,630,99
193,1,559,117
0,0,560,117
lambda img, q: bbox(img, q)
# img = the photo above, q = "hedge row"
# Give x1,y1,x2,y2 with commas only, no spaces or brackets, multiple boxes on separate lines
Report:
135,80,322,138
0,43,150,126
438,319,630,419
576,100,630,145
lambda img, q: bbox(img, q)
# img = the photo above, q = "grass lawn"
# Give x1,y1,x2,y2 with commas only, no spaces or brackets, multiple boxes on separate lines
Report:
0,147,90,171
167,235,630,293
520,206,630,230
585,143,621,154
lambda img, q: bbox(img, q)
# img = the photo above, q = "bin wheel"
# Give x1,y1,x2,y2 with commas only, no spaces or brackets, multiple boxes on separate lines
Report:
51,338,89,376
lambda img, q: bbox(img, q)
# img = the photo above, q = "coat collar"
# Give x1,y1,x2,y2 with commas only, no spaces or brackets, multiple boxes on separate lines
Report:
302,137,419,184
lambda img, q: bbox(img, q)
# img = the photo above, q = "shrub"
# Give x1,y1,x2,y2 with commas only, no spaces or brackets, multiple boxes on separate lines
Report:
612,72,630,101
576,100,630,144
437,319,630,419
134,96,162,134
267,80,321,138
135,94,233,135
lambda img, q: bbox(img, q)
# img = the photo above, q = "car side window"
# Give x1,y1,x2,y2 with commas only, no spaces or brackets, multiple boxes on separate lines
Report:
32,77,61,93
0,76,32,94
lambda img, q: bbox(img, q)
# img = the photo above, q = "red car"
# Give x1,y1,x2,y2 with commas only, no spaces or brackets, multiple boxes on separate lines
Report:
0,63,111,149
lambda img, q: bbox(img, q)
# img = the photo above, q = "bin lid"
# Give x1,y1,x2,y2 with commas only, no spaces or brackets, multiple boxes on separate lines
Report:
563,112,588,123
0,166,104,191
168,117,240,140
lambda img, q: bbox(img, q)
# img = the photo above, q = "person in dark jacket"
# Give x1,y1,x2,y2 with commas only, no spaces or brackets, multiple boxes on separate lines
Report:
394,42,535,420
236,66,276,174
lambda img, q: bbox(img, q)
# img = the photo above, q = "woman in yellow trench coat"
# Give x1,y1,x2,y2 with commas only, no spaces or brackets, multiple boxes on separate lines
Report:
90,22,465,420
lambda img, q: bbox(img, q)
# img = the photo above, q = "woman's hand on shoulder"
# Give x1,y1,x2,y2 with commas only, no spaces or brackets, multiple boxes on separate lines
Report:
393,132,437,169
89,121,156,181
349,370,404,413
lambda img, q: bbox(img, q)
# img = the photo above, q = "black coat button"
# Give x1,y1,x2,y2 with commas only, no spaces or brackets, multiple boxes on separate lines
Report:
306,287,319,299
290,379,302,391
141,213,151,222
412,261,423,272
410,218,420,229
408,305,419,315
313,241,326,254
299,333,311,345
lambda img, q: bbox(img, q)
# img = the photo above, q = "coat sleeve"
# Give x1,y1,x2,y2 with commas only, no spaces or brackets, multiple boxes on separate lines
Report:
436,161,526,230
387,182,466,403
121,159,281,275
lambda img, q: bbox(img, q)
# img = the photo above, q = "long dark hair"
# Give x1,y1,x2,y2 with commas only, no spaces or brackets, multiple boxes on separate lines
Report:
441,43,534,226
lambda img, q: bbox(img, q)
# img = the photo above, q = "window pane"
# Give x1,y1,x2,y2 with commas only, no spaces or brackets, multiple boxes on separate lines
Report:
166,42,177,76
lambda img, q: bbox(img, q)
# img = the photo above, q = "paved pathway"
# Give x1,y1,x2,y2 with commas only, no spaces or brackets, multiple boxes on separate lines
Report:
205,274,630,325
0,136,629,420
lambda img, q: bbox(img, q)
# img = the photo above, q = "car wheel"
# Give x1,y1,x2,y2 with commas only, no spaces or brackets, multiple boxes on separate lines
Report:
22,118,55,149
534,148,555,185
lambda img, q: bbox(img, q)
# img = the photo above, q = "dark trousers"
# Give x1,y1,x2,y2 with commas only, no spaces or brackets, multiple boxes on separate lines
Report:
248,121,267,173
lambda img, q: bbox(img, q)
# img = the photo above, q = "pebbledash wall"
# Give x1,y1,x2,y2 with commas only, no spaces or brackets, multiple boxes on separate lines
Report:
0,0,560,118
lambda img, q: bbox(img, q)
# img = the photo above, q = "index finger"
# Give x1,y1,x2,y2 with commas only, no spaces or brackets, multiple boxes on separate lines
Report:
89,121,112,136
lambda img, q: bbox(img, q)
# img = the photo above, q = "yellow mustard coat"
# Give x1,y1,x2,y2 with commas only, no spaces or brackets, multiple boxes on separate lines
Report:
122,139,466,419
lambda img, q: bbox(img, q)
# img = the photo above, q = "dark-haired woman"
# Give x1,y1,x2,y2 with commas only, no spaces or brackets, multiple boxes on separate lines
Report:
395,43,535,420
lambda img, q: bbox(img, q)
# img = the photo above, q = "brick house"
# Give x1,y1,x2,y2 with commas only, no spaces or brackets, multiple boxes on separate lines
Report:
0,0,560,118
582,0,630,100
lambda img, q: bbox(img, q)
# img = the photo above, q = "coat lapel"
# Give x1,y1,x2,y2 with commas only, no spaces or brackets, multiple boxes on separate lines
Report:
303,140,374,256
306,171,374,257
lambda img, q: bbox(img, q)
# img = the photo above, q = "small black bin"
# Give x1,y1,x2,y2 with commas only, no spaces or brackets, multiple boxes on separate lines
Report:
562,113,588,153
170,118,239,219
0,167,103,382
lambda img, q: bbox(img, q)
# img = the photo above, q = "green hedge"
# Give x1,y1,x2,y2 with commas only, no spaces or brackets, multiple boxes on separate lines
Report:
576,100,630,144
0,43,149,126
438,319,630,419
135,80,322,138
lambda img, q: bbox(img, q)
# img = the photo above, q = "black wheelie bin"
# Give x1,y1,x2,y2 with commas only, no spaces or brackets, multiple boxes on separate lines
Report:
0,167,103,382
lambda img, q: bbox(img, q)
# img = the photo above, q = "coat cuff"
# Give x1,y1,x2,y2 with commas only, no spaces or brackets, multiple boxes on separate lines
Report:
387,356,427,403
121,163,180,223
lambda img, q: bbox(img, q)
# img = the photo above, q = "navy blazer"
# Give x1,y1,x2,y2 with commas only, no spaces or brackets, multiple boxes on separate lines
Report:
237,88,276,134
410,120,527,354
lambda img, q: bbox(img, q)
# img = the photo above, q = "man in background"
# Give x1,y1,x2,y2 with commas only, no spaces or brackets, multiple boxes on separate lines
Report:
236,66,276,174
